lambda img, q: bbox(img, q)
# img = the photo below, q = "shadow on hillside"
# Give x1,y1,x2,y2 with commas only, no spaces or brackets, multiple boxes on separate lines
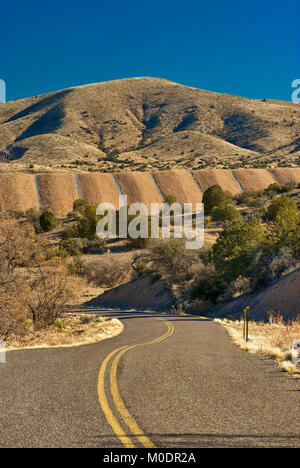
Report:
5,89,72,123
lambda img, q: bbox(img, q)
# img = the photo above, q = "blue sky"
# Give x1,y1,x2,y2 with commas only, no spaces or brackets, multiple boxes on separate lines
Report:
0,0,299,102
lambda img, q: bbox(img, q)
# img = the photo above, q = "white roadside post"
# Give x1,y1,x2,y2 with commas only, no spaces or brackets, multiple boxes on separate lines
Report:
0,340,6,364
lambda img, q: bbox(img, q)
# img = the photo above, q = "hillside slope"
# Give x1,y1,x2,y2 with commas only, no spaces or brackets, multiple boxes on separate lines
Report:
216,268,300,321
0,77,299,172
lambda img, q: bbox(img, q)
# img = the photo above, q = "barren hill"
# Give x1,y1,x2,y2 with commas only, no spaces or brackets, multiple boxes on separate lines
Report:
0,77,300,173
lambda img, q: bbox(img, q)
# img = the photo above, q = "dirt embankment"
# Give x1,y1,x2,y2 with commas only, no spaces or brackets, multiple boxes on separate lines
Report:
193,169,241,194
233,168,276,191
0,173,39,213
87,275,174,310
270,167,300,185
115,171,163,212
37,173,79,216
1,168,300,216
215,268,300,321
78,173,120,208
153,169,202,208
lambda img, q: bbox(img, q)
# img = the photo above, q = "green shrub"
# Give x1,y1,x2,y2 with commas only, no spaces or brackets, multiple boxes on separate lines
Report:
164,194,177,206
39,210,57,232
266,196,298,229
59,238,83,256
190,272,228,304
212,204,241,222
213,220,265,280
202,185,226,214
55,319,65,330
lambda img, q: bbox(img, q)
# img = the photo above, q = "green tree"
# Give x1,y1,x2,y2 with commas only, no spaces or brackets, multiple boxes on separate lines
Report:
202,185,226,215
39,210,57,232
266,196,298,230
213,220,265,280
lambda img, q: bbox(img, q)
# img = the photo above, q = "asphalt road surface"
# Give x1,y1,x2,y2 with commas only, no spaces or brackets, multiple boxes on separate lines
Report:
0,309,299,448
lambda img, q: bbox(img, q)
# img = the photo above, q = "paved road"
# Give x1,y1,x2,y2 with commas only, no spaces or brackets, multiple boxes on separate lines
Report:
0,309,299,448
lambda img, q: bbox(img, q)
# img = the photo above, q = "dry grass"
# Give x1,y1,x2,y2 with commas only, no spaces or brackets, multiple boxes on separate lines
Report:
6,313,123,350
216,315,300,377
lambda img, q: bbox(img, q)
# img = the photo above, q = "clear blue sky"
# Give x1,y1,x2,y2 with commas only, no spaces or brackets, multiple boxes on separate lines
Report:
1,0,299,102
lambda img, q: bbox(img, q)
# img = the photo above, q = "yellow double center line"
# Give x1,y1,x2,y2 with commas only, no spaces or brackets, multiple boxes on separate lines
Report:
97,318,174,448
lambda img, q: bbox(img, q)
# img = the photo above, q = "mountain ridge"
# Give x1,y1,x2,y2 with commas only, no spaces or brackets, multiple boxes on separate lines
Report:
0,77,299,173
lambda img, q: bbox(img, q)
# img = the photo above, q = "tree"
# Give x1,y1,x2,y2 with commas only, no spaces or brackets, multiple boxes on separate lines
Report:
39,210,57,232
265,196,298,230
213,220,265,280
202,185,226,215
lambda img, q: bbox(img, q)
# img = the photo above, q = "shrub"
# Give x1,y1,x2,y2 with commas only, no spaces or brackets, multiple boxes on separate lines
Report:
144,238,202,280
202,185,226,214
212,204,241,222
84,256,131,288
39,210,57,232
213,220,265,280
265,196,298,230
164,194,177,206
59,238,83,256
250,246,298,291
190,272,228,304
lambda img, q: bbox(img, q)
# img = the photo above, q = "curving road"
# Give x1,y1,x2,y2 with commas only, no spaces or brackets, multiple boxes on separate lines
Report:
0,309,299,448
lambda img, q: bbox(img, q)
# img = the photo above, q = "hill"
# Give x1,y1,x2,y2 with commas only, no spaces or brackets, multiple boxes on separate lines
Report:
0,77,300,173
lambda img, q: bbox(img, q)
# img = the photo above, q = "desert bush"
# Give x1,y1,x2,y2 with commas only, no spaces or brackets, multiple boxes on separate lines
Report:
23,260,78,326
0,287,26,339
212,204,241,222
59,238,83,256
213,220,265,281
67,256,86,276
84,256,131,288
82,238,107,254
190,272,228,304
164,194,177,206
39,210,57,232
222,276,251,300
250,246,298,291
145,238,200,279
202,185,226,214
265,196,298,230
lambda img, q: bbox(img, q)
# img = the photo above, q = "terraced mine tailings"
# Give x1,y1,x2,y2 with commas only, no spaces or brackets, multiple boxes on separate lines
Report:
232,169,277,191
0,168,299,216
193,169,242,194
37,173,78,217
0,173,39,212
115,171,163,211
153,169,202,207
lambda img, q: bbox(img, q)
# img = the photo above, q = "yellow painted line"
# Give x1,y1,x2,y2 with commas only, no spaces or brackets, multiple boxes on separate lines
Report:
110,321,174,448
98,345,137,448
97,318,174,448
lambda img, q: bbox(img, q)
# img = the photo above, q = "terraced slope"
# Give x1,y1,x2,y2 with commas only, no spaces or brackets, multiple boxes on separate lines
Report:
0,168,299,216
